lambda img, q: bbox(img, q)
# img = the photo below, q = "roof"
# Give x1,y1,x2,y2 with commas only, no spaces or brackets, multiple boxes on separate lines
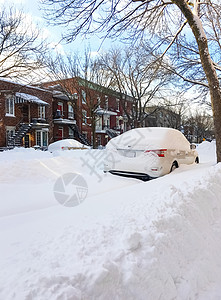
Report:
0,78,52,93
77,77,135,102
40,77,136,102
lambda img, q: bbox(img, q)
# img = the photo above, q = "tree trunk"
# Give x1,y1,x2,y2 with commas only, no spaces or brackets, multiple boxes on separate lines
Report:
172,0,221,162
91,117,97,149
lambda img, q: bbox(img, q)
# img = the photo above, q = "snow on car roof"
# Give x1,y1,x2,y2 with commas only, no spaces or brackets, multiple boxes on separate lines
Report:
48,139,86,152
107,127,190,151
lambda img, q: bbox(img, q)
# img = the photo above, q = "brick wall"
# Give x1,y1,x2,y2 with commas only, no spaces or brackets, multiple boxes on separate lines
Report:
0,79,53,147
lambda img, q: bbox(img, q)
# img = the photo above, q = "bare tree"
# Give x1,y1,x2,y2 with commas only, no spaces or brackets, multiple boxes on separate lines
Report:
0,6,48,82
183,110,214,143
156,93,190,130
41,0,221,162
99,45,173,128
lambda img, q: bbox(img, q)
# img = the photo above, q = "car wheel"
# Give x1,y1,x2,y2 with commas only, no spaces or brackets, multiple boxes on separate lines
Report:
170,161,178,173
195,157,199,164
141,175,150,182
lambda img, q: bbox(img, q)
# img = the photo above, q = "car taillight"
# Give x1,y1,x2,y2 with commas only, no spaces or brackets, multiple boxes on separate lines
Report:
144,149,167,157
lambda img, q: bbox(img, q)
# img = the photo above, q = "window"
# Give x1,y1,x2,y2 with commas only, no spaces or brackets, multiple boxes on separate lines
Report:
6,126,15,144
5,96,15,116
36,130,48,147
104,115,110,128
68,103,74,119
82,90,87,104
116,99,120,111
82,109,87,124
105,96,108,109
38,105,45,119
116,117,120,128
97,97,101,108
96,116,102,131
68,127,74,138
57,102,63,117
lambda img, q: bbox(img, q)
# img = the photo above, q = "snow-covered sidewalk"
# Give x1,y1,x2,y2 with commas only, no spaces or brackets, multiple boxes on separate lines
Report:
0,142,221,299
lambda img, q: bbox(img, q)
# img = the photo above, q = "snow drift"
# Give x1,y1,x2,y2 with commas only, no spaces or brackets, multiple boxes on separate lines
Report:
0,142,220,299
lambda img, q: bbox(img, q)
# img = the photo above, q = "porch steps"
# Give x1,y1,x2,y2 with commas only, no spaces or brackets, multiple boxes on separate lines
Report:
7,123,33,148
106,128,119,139
68,124,91,147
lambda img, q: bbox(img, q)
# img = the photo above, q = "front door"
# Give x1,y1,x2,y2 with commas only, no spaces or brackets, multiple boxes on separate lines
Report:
58,128,63,140
24,134,30,148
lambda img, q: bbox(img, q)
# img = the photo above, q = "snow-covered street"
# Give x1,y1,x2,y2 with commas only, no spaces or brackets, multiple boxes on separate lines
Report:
0,141,221,300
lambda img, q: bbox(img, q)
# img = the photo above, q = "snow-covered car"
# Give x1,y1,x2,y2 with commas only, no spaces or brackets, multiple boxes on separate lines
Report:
104,127,199,181
48,139,89,152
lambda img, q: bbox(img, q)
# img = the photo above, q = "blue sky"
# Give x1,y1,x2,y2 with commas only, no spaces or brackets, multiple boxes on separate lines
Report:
1,0,116,57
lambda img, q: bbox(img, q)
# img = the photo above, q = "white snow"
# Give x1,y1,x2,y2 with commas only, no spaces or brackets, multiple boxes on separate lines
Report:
48,139,88,152
15,92,49,105
0,141,221,299
196,140,217,163
107,127,191,151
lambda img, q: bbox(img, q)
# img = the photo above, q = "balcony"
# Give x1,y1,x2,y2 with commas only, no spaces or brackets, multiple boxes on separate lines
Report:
95,107,117,116
53,110,76,125
68,111,74,119
31,118,49,129
54,110,64,119
95,125,121,134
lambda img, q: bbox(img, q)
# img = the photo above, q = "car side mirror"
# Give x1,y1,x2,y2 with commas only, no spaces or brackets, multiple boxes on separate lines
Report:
190,144,196,150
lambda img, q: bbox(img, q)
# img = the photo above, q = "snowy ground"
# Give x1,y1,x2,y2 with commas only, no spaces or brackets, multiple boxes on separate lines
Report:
0,141,221,299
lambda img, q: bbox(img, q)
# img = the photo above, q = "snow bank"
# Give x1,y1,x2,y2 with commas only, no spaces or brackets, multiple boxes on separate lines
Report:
197,140,217,163
0,142,221,299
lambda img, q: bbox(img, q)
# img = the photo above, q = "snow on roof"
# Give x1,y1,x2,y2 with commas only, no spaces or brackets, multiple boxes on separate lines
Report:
15,92,49,106
95,108,117,116
0,78,53,93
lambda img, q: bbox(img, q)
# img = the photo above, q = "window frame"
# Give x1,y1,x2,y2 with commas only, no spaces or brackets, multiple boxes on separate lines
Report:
116,99,120,111
38,105,46,119
68,103,74,119
81,90,87,104
82,109,87,124
105,95,108,110
5,96,15,117
36,130,49,147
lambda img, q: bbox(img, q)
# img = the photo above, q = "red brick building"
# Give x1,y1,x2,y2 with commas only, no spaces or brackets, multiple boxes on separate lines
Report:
0,79,53,149
41,78,134,147
0,78,134,149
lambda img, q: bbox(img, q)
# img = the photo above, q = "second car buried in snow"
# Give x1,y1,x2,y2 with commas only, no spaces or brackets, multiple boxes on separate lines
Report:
104,127,199,181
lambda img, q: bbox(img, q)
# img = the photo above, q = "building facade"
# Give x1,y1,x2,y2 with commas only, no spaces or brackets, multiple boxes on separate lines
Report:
0,79,54,149
40,78,133,147
145,106,181,129
0,78,133,149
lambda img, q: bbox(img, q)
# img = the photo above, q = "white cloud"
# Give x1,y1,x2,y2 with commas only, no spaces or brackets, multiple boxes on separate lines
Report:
90,51,99,58
0,0,26,4
49,42,65,55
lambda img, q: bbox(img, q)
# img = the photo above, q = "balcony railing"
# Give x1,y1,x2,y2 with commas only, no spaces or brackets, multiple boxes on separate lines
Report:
68,111,74,119
95,125,121,132
32,118,49,124
54,110,75,120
